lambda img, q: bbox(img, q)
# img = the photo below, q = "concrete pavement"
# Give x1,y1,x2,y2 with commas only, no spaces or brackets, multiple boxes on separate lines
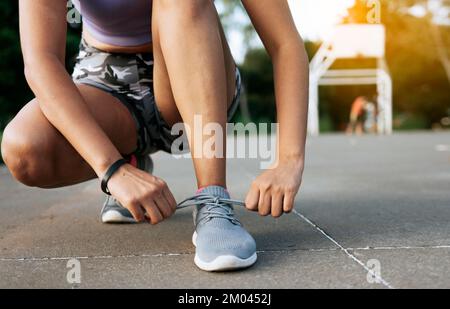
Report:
0,132,449,288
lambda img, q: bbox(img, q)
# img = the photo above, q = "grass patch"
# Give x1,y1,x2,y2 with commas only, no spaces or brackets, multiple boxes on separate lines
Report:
394,113,428,131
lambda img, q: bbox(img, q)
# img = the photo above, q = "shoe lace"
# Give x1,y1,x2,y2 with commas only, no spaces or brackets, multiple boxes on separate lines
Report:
177,194,245,226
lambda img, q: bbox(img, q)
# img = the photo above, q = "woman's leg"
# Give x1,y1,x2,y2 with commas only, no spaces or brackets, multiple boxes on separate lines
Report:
152,0,237,189
1,84,138,188
152,1,257,272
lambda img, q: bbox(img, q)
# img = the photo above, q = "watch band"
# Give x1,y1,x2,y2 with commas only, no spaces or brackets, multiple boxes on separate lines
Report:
100,159,127,195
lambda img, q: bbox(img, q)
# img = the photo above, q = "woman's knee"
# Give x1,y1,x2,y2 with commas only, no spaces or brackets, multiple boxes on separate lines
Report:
1,120,54,187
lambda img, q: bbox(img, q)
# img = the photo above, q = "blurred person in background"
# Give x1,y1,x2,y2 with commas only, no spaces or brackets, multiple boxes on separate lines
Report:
346,95,378,135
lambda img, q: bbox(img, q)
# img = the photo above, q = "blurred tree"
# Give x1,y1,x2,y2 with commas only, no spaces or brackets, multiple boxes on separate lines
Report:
219,0,255,43
0,1,32,131
0,1,81,133
220,0,449,130
375,0,449,128
236,41,319,125
1,0,448,143
239,49,276,124
325,0,450,130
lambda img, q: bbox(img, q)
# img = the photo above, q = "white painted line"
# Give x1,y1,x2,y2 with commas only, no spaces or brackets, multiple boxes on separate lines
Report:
0,248,340,263
349,245,450,251
292,209,395,289
2,244,449,263
257,248,341,253
0,252,192,262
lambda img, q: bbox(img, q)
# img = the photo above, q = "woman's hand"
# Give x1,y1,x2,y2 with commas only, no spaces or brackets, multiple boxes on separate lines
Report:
106,164,177,224
245,158,303,218
241,1,308,218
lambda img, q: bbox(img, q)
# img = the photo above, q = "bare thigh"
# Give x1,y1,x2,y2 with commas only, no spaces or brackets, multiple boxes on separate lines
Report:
1,84,137,188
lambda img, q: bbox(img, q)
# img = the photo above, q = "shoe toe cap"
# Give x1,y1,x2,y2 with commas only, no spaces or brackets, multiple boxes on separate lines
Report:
196,228,256,262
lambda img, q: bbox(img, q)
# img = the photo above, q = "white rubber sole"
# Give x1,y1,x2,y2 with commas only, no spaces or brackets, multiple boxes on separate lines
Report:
192,231,257,272
101,210,137,224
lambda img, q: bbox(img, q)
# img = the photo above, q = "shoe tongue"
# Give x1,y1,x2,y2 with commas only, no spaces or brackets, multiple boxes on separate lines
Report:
195,186,233,226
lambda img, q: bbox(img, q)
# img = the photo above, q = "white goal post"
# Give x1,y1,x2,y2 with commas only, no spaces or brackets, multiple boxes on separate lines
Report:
308,24,393,135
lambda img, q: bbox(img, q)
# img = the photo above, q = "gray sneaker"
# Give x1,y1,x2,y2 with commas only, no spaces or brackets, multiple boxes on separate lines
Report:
100,154,153,224
177,186,257,271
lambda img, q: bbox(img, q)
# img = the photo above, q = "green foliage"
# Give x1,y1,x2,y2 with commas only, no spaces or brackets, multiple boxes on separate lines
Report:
238,49,276,124
340,0,450,129
0,0,448,137
0,2,81,132
236,41,321,125
229,0,449,130
394,113,429,130
219,0,256,46
381,2,450,127
0,1,31,131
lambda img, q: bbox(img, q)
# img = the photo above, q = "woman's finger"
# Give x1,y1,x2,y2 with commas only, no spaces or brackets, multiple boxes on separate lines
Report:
271,192,284,218
125,200,146,223
154,193,173,218
163,187,177,212
283,191,296,213
258,189,272,216
245,185,259,211
141,199,164,224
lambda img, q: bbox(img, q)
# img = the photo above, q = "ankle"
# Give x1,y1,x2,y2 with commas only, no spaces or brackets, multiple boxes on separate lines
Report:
197,185,229,198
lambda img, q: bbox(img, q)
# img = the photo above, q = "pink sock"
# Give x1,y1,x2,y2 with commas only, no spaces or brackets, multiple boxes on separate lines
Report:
129,154,138,167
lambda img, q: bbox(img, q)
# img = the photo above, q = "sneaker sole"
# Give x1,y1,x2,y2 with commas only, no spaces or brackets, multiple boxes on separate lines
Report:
101,210,137,224
192,231,257,272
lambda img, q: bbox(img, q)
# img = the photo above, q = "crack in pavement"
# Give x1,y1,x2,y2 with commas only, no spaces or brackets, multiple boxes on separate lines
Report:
292,209,395,289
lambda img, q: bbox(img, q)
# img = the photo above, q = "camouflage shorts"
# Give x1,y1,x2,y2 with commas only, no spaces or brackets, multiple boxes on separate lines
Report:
72,39,242,155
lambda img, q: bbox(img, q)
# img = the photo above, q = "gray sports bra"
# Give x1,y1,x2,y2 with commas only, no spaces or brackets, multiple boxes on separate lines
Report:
72,0,152,47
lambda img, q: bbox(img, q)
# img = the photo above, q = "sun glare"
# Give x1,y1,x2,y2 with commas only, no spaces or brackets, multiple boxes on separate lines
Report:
289,0,356,40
